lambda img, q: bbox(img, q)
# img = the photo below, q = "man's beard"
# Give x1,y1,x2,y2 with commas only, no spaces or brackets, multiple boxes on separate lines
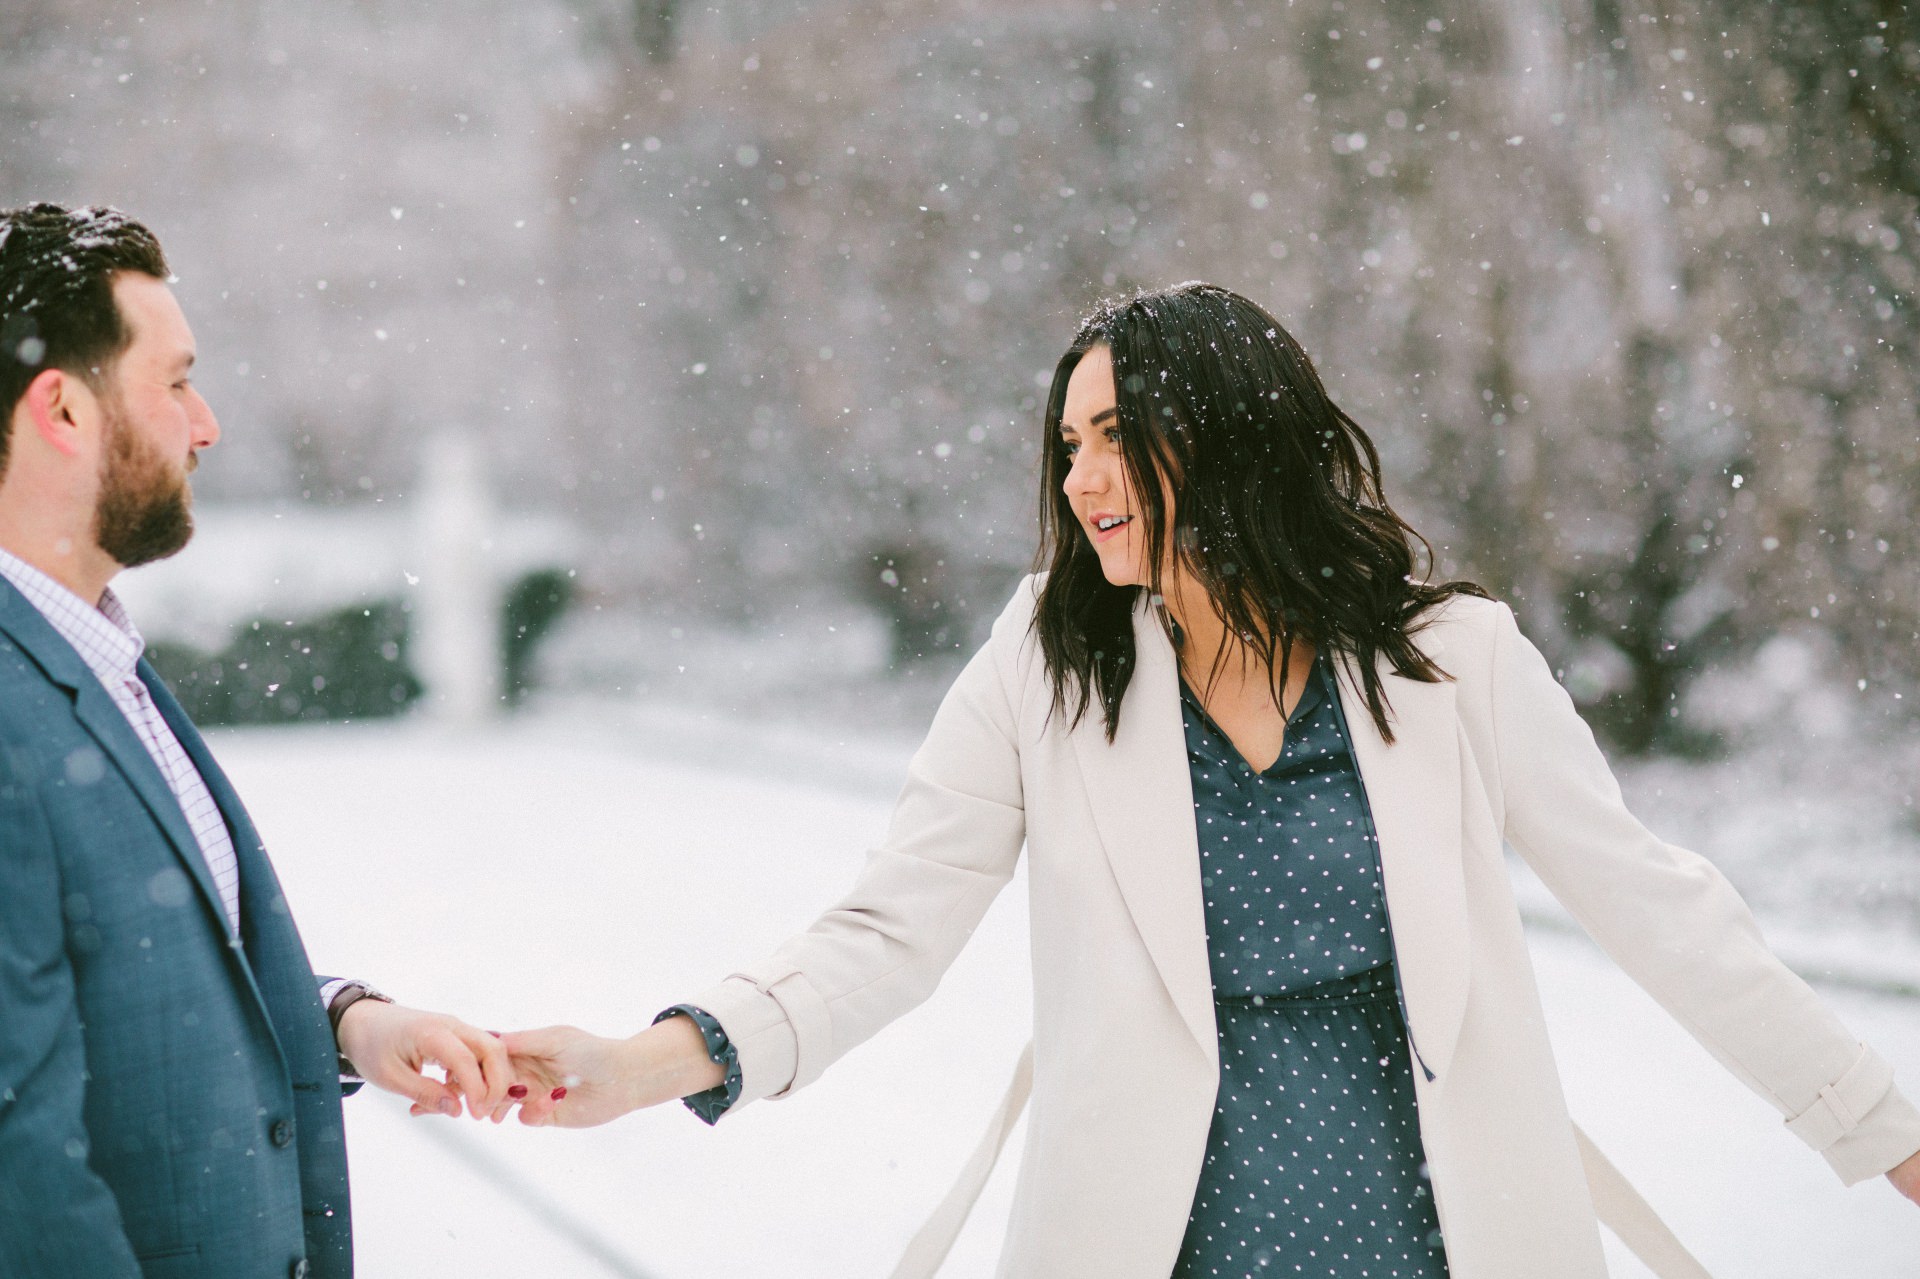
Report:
94,400,195,569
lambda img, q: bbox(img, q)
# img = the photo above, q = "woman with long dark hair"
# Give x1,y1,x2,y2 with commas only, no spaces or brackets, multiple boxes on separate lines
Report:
501,283,1920,1278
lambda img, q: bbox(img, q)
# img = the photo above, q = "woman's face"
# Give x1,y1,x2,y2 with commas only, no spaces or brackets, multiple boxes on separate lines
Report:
1059,344,1153,588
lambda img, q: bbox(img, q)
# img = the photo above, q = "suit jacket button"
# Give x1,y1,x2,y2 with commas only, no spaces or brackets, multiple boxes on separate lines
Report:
290,1259,309,1279
270,1118,295,1148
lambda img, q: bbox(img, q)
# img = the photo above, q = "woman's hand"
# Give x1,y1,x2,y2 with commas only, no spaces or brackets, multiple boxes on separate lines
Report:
1889,1148,1920,1207
498,1014,725,1128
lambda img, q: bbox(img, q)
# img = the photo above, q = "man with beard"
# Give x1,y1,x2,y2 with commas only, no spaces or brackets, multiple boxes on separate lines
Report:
0,203,514,1278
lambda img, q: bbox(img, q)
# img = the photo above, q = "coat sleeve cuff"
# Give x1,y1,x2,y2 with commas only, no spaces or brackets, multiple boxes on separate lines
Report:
1782,1045,1920,1185
654,1006,742,1124
685,969,825,1109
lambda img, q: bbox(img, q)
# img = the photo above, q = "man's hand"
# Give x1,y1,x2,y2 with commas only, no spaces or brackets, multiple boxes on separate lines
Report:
335,999,512,1119
501,1015,723,1128
1889,1148,1920,1207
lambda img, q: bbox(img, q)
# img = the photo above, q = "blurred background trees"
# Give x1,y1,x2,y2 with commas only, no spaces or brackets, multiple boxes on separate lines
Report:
4,0,1914,753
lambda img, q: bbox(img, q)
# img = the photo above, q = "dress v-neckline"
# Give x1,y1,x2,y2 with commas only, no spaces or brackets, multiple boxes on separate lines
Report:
1179,653,1326,777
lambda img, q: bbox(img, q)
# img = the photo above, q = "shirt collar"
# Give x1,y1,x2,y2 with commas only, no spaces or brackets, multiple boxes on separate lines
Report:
0,545,146,685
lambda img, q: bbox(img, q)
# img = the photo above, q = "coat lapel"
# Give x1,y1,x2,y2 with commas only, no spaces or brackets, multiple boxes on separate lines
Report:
1064,592,1474,1079
1335,645,1470,1083
0,582,234,941
75,681,239,935
1069,595,1218,1062
139,661,300,1070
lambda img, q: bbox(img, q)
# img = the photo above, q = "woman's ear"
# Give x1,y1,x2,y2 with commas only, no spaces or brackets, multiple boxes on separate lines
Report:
20,367,93,458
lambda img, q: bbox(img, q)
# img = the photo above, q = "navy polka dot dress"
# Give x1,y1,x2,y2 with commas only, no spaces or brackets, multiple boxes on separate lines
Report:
1171,653,1449,1278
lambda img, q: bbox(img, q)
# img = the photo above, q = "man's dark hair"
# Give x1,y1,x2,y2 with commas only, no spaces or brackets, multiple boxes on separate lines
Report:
0,203,170,479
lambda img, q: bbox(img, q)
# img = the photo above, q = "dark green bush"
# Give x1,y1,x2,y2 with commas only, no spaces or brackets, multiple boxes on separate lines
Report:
500,568,573,706
147,598,422,726
147,569,574,725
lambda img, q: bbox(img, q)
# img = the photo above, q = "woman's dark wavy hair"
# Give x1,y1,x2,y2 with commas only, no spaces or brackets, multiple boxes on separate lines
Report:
1034,281,1489,743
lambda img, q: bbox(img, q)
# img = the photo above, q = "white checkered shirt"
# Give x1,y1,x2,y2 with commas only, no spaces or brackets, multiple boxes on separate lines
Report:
0,546,244,936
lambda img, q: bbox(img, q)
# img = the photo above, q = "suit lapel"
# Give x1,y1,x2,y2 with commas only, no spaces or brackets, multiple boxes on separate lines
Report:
142,659,265,895
76,680,239,932
140,661,302,1071
1335,646,1470,1082
1069,595,1218,1061
0,581,235,941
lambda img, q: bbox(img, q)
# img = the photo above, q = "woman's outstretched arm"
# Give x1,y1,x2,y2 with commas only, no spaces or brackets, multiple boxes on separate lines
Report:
499,577,1040,1126
1486,600,1920,1197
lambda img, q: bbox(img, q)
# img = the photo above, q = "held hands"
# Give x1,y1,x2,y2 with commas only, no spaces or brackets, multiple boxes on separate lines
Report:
336,999,721,1125
334,998,514,1120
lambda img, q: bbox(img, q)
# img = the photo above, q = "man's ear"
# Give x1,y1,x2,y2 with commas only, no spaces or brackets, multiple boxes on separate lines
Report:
20,368,92,458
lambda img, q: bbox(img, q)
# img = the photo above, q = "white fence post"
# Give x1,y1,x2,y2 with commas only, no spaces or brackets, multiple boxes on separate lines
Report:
412,431,500,724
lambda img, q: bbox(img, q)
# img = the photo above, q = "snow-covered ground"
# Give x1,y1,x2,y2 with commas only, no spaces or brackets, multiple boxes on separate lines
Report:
216,703,1920,1278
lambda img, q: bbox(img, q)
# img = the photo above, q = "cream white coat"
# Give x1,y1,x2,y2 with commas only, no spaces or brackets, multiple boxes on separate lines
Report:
694,579,1920,1278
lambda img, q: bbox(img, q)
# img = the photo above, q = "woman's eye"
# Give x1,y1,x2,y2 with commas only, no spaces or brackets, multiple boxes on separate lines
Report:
1104,427,1122,444
1061,439,1079,457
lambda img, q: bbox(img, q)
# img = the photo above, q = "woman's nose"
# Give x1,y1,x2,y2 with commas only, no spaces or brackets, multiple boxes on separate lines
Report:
1064,452,1107,499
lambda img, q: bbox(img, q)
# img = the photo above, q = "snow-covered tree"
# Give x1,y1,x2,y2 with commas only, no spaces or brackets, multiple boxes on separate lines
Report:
5,0,1914,746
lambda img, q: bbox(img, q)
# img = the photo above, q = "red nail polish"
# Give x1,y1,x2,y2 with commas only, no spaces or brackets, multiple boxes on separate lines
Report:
488,1030,502,1039
507,1085,528,1099
550,1087,568,1101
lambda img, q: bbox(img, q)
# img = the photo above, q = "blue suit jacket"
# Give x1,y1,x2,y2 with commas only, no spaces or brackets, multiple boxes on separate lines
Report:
0,577,353,1279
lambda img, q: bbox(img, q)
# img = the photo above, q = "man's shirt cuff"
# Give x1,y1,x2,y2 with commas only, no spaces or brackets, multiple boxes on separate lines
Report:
320,977,369,1085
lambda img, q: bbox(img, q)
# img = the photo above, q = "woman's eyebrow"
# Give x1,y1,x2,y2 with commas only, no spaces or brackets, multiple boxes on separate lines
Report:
1060,407,1118,435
